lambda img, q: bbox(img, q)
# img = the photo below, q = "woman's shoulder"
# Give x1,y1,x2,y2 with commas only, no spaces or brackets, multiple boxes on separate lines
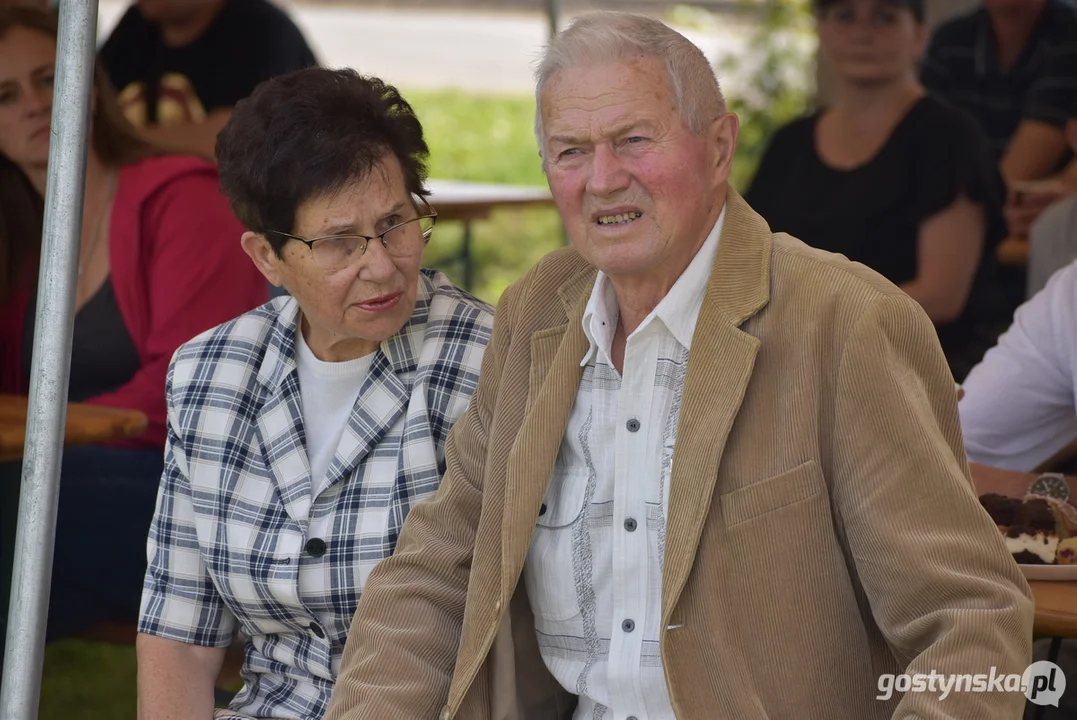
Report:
905,95,993,148
169,297,291,390
419,269,495,327
116,154,222,209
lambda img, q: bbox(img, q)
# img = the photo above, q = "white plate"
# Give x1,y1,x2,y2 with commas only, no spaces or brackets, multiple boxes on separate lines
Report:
1019,564,1077,581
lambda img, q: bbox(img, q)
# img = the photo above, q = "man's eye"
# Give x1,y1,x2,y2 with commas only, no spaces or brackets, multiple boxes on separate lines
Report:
626,136,645,143
558,148,580,159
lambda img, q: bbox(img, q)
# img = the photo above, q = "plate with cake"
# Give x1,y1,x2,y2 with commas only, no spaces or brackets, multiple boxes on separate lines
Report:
978,493,1077,580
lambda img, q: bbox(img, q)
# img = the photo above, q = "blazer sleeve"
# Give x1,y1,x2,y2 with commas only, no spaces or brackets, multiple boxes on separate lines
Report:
84,172,268,447
324,273,524,720
830,292,1034,718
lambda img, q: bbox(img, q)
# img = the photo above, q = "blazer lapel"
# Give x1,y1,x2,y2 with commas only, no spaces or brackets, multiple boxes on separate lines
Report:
661,188,773,620
253,298,314,528
500,267,595,599
326,297,425,489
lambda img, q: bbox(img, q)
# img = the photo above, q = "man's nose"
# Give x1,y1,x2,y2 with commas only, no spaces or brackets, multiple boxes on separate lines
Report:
586,144,631,197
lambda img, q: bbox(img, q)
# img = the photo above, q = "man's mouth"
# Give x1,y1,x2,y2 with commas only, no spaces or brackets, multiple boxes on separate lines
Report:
596,211,643,226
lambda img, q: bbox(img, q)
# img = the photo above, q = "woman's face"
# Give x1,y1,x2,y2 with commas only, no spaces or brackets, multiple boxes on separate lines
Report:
244,155,429,362
818,0,925,86
0,26,55,172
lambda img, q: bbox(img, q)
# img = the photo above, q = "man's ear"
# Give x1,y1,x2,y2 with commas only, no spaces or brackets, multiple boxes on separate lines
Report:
240,231,285,289
711,111,740,178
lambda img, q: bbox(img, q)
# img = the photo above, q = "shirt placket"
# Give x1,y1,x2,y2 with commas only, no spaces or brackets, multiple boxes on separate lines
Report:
609,328,659,719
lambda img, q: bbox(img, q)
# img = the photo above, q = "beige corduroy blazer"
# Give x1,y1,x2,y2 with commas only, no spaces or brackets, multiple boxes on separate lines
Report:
325,189,1034,720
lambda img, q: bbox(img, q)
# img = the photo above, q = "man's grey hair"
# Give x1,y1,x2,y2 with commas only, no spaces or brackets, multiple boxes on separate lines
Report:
533,11,727,152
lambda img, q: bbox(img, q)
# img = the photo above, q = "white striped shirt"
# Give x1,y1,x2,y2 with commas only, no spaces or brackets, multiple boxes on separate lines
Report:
524,209,724,720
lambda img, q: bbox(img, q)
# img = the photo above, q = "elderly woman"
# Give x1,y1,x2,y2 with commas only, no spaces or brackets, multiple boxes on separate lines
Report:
135,68,494,719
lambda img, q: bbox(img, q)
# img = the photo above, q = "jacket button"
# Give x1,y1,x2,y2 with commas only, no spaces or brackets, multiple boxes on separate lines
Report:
305,538,327,557
439,708,451,720
538,503,547,517
309,622,325,639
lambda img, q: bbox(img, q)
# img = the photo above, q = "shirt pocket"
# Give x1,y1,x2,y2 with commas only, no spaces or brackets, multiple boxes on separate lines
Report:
523,470,589,622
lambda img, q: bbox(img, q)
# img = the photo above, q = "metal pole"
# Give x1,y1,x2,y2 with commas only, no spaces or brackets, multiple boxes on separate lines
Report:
0,0,98,716
546,0,562,41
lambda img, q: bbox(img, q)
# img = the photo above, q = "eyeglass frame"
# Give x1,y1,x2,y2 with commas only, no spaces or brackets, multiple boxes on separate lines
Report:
263,200,438,261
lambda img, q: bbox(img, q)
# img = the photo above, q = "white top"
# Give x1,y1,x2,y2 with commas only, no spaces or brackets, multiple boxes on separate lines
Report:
959,256,1077,471
295,328,374,498
524,207,724,720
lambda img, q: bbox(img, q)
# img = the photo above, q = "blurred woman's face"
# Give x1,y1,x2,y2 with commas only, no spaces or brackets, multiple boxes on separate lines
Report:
818,0,925,86
245,155,430,361
0,26,55,171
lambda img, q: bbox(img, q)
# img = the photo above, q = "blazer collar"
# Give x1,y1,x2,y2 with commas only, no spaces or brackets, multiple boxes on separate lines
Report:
501,187,773,601
251,275,434,526
556,188,771,326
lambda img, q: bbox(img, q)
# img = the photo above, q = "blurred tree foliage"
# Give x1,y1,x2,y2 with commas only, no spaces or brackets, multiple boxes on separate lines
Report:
709,0,818,191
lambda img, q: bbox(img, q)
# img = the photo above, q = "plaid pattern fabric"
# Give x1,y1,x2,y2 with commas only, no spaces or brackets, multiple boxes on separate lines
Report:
139,269,493,719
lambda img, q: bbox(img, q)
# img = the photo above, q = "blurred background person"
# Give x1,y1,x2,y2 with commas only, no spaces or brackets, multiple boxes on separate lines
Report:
135,67,493,720
921,0,1077,305
0,5,267,652
921,0,1077,185
1026,103,1077,297
746,0,1006,382
99,0,317,161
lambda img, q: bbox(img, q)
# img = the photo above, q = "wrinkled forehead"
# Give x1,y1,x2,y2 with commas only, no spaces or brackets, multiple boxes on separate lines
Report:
538,57,677,138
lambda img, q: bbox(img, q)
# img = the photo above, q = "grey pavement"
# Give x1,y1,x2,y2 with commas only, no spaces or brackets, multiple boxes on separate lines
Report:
95,1,761,95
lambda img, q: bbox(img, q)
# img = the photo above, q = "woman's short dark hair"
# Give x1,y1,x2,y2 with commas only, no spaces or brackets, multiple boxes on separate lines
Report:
813,0,925,23
216,67,431,255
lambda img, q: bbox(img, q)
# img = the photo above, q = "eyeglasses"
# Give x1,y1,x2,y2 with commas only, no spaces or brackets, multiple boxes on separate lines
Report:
266,204,438,272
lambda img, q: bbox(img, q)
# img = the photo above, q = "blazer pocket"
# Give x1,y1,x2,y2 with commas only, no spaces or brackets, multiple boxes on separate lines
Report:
720,460,824,528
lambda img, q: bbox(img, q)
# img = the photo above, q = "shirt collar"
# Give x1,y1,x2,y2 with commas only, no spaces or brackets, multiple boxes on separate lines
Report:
580,205,725,366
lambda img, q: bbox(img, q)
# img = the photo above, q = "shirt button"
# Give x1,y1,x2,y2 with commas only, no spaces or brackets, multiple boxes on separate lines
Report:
310,622,325,639
624,517,637,532
305,538,327,557
538,503,547,517
626,418,641,432
627,717,638,720
622,618,635,633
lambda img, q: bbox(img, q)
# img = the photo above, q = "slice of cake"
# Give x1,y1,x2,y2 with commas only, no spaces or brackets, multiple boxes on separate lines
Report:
1004,526,1060,564
1057,537,1077,565
979,494,1059,565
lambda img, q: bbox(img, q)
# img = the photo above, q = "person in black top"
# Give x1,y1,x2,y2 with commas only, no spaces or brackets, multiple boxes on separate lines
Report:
745,0,1006,382
920,0,1077,187
99,0,317,161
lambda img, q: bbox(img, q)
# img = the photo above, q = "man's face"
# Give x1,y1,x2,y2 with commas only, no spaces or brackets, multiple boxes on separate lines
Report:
539,56,737,283
136,0,221,23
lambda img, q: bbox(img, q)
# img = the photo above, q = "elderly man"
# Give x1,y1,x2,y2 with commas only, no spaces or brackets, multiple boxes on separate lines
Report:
325,11,1033,720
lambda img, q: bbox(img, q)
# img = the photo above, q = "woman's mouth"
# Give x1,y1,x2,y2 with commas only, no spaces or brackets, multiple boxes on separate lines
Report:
354,291,402,312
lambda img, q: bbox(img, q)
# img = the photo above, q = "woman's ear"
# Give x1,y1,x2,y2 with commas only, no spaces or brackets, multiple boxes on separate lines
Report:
240,231,284,288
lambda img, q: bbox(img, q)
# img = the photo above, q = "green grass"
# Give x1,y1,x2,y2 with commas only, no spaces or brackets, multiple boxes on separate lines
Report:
406,89,565,306
33,88,777,720
39,640,137,718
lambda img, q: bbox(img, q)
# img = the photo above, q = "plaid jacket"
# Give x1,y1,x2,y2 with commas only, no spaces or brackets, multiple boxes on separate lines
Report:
138,269,494,719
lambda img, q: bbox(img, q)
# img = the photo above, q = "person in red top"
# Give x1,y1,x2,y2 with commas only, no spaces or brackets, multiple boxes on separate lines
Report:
0,7,267,644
